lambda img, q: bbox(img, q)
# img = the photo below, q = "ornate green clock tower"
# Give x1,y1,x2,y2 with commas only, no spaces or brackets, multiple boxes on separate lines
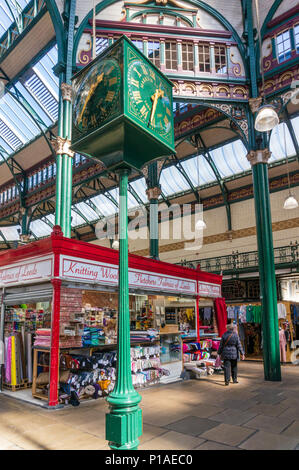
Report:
71,36,175,450
72,35,174,170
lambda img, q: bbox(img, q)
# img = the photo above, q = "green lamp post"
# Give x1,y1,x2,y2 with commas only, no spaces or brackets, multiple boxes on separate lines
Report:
71,36,175,450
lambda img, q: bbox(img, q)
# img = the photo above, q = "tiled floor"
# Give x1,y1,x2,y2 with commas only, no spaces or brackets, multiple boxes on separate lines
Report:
1,362,299,450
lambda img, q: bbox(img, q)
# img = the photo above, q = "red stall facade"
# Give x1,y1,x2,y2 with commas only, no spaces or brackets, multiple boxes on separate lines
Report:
0,227,224,407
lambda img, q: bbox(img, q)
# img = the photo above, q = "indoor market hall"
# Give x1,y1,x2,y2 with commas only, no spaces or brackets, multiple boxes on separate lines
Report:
0,0,298,454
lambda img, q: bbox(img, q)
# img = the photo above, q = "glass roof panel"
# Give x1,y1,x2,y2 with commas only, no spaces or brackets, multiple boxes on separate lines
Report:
15,82,53,127
45,213,55,225
71,209,86,227
0,45,59,157
0,225,19,241
269,122,296,162
33,46,59,101
181,154,216,185
1,93,40,139
0,118,23,150
209,140,249,178
108,187,138,209
129,177,147,203
0,0,30,37
30,219,52,237
160,165,191,196
290,115,299,146
90,194,117,217
75,201,98,221
0,137,12,155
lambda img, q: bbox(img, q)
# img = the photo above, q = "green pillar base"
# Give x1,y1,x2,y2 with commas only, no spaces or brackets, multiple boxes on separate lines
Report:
106,399,142,450
105,168,143,450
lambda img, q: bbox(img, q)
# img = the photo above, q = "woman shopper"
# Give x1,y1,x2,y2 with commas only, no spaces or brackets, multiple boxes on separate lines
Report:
217,323,245,386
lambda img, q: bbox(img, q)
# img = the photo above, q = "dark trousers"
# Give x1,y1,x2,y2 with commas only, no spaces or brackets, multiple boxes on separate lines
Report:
223,359,238,383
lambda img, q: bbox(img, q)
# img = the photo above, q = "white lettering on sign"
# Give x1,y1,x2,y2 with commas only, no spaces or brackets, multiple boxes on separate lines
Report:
0,257,53,285
61,256,197,295
198,281,221,298
64,260,118,283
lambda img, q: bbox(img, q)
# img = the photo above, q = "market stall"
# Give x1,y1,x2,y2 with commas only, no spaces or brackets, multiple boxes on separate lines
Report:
224,300,298,363
0,227,223,407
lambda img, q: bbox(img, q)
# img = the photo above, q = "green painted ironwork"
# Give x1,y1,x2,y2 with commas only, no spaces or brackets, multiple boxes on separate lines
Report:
147,160,160,259
55,0,76,237
129,9,194,27
252,159,281,381
180,242,299,274
0,0,47,61
106,168,142,450
244,0,281,382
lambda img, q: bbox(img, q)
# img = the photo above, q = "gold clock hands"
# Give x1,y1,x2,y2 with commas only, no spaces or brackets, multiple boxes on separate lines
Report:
149,88,164,127
78,72,104,123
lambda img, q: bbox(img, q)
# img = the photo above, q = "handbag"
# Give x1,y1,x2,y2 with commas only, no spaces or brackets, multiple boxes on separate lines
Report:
224,333,234,347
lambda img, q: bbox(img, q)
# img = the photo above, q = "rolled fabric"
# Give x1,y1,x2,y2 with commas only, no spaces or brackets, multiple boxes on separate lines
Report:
11,336,17,386
5,337,11,384
27,334,32,383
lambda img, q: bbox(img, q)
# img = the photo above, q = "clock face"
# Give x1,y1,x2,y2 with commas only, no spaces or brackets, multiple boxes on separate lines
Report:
73,58,121,132
127,60,172,136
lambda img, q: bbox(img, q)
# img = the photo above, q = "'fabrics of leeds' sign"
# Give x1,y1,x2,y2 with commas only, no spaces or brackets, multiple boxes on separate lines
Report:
60,256,197,295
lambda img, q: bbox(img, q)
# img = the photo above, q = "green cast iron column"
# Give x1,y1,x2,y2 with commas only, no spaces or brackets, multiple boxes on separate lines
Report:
21,208,28,235
146,161,161,259
247,149,281,381
149,197,159,259
54,0,76,236
60,83,73,237
106,168,142,450
55,75,64,228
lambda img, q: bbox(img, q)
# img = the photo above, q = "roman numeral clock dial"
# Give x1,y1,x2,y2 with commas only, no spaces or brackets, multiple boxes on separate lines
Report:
73,58,121,132
128,60,172,137
71,36,175,171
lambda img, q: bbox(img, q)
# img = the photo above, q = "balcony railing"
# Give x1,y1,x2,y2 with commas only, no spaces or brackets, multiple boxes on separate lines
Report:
179,242,299,274
0,154,88,207
0,0,47,61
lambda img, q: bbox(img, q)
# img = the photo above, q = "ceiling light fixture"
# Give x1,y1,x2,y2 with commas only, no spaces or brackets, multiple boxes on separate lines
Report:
254,0,279,132
112,239,119,250
195,219,207,230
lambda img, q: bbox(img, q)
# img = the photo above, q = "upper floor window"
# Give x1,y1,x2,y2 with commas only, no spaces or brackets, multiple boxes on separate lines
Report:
148,40,160,68
96,37,109,55
276,30,291,63
198,44,210,72
294,24,299,53
38,171,42,184
215,45,227,74
179,103,188,113
165,41,177,70
182,42,194,71
28,175,33,189
132,39,143,52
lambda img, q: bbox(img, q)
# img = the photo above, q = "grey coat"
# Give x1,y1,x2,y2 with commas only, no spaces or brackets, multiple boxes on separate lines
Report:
218,331,244,360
